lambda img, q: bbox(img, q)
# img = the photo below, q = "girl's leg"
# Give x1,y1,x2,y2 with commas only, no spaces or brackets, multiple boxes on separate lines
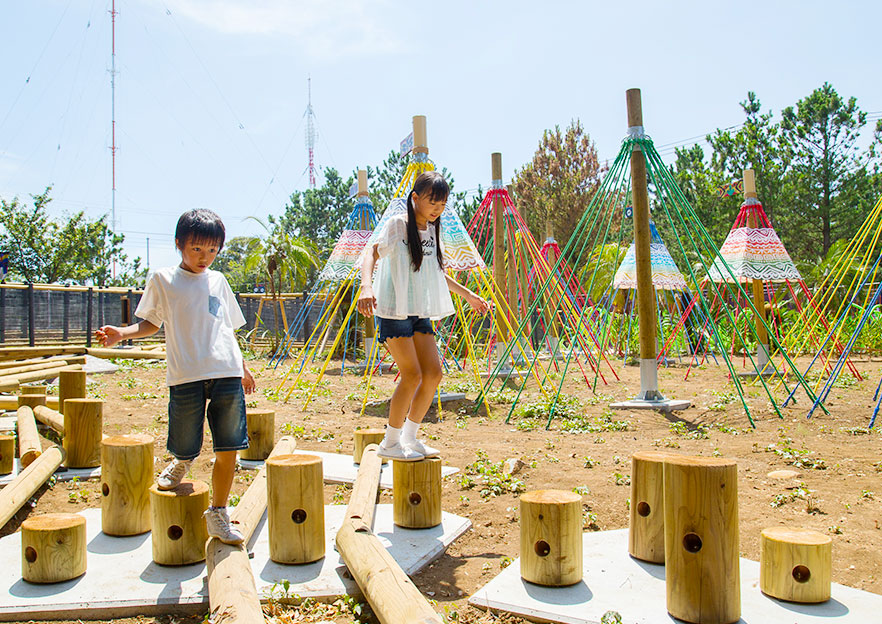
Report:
383,336,423,428
405,331,443,425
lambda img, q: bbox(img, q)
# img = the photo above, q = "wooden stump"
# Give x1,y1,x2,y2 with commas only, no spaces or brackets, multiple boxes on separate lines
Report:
519,490,582,586
149,480,209,565
393,457,441,529
63,398,103,468
101,434,154,536
17,394,46,410
760,527,831,603
354,428,386,464
267,454,325,564
21,513,87,583
664,456,740,624
0,435,13,475
20,385,47,395
16,406,42,468
630,450,675,563
239,409,274,461
58,369,86,415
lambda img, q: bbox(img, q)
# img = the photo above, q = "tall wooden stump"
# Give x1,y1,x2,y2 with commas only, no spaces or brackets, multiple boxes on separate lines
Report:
63,398,103,468
629,450,674,563
519,490,582,586
149,480,209,565
16,406,42,468
760,527,831,603
58,369,86,415
664,456,740,624
393,457,441,529
353,428,386,464
17,394,46,410
267,454,325,564
0,435,14,475
239,408,274,460
101,434,154,536
21,513,87,583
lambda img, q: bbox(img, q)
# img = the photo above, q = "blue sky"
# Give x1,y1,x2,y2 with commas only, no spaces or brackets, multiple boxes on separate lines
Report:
1,0,880,272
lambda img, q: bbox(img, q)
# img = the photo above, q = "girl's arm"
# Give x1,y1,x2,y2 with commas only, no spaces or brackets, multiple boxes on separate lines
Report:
445,274,491,314
356,243,380,317
96,320,160,348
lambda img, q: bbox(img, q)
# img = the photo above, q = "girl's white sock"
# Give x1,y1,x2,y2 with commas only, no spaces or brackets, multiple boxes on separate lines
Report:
383,424,402,447
401,418,420,444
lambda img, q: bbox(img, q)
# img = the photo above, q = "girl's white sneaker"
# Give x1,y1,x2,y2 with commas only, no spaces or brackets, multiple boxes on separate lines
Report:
377,441,423,461
404,438,440,458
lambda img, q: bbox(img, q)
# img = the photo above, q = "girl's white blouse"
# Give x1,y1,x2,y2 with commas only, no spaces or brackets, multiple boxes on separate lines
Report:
372,214,455,321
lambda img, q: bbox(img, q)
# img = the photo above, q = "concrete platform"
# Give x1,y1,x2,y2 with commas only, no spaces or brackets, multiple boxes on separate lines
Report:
610,398,691,414
238,449,459,490
0,459,100,486
0,505,470,621
469,528,882,624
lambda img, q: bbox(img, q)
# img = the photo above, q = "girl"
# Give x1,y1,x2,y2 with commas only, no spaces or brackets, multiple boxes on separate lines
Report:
358,171,490,461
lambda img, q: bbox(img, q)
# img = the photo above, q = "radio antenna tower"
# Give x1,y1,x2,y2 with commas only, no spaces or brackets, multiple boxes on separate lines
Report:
305,77,317,188
110,0,119,277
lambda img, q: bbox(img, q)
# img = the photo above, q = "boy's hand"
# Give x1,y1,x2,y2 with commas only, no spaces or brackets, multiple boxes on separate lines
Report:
242,367,256,394
96,325,123,348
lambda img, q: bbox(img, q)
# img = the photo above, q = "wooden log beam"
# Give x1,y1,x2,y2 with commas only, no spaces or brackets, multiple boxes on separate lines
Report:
0,346,85,361
0,355,85,371
33,405,65,435
336,444,442,624
0,446,65,529
0,396,59,411
205,436,296,624
16,406,42,468
0,364,83,393
85,347,166,360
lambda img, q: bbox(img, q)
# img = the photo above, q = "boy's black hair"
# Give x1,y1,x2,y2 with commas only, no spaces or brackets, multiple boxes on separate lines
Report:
405,171,448,271
175,209,226,250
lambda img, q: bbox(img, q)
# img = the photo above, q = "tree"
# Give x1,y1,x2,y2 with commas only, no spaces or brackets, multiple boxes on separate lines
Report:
0,187,143,286
780,82,880,259
213,236,263,292
512,120,605,247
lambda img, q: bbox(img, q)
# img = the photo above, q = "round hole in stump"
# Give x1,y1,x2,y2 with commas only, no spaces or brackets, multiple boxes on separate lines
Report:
167,525,184,541
291,509,307,524
534,540,551,557
102,483,110,496
682,532,703,553
24,547,37,563
637,501,651,517
409,492,422,506
792,565,812,583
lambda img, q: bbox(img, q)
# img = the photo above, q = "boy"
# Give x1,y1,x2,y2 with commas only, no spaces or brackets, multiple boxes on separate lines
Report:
97,209,255,545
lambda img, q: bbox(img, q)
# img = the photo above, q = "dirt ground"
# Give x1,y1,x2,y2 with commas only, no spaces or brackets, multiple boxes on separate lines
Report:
4,352,881,624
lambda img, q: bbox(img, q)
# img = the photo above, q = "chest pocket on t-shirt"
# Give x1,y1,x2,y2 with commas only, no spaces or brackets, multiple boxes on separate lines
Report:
208,295,222,318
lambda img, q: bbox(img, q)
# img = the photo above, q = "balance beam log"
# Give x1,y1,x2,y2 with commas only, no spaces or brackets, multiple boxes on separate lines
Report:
16,406,42,468
0,435,13,475
0,355,85,373
58,369,86,415
0,396,58,411
336,444,443,624
63,398,103,468
0,446,66,529
33,405,65,435
206,436,296,624
0,364,83,393
85,347,166,360
0,346,85,361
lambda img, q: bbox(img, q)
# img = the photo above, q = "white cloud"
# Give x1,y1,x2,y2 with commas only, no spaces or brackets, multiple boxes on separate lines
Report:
167,0,400,58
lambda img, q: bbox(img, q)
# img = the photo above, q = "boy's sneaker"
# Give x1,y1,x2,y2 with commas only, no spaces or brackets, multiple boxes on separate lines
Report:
204,506,245,545
403,438,440,458
377,441,423,461
156,458,192,490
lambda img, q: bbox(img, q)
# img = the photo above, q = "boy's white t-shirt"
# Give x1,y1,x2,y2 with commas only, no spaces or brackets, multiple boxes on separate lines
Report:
372,214,455,320
135,266,246,386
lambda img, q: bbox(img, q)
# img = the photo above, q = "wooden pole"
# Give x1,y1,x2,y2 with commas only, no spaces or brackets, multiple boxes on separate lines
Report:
335,444,443,624
492,153,509,346
33,405,65,435
359,168,376,347
412,115,428,155
205,436,296,624
0,446,65,529
58,369,87,415
743,169,770,369
16,406,42,468
63,398,103,468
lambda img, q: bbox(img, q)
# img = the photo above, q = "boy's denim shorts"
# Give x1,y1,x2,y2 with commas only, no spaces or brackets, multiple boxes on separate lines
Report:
377,316,435,343
167,377,248,460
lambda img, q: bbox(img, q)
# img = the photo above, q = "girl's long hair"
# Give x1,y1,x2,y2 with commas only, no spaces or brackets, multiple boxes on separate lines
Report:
405,171,448,271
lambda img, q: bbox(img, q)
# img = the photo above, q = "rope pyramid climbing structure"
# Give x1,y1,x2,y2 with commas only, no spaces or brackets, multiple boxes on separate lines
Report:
481,89,826,427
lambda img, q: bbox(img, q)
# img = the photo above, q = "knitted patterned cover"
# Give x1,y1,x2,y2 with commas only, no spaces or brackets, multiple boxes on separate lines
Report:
613,222,689,291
